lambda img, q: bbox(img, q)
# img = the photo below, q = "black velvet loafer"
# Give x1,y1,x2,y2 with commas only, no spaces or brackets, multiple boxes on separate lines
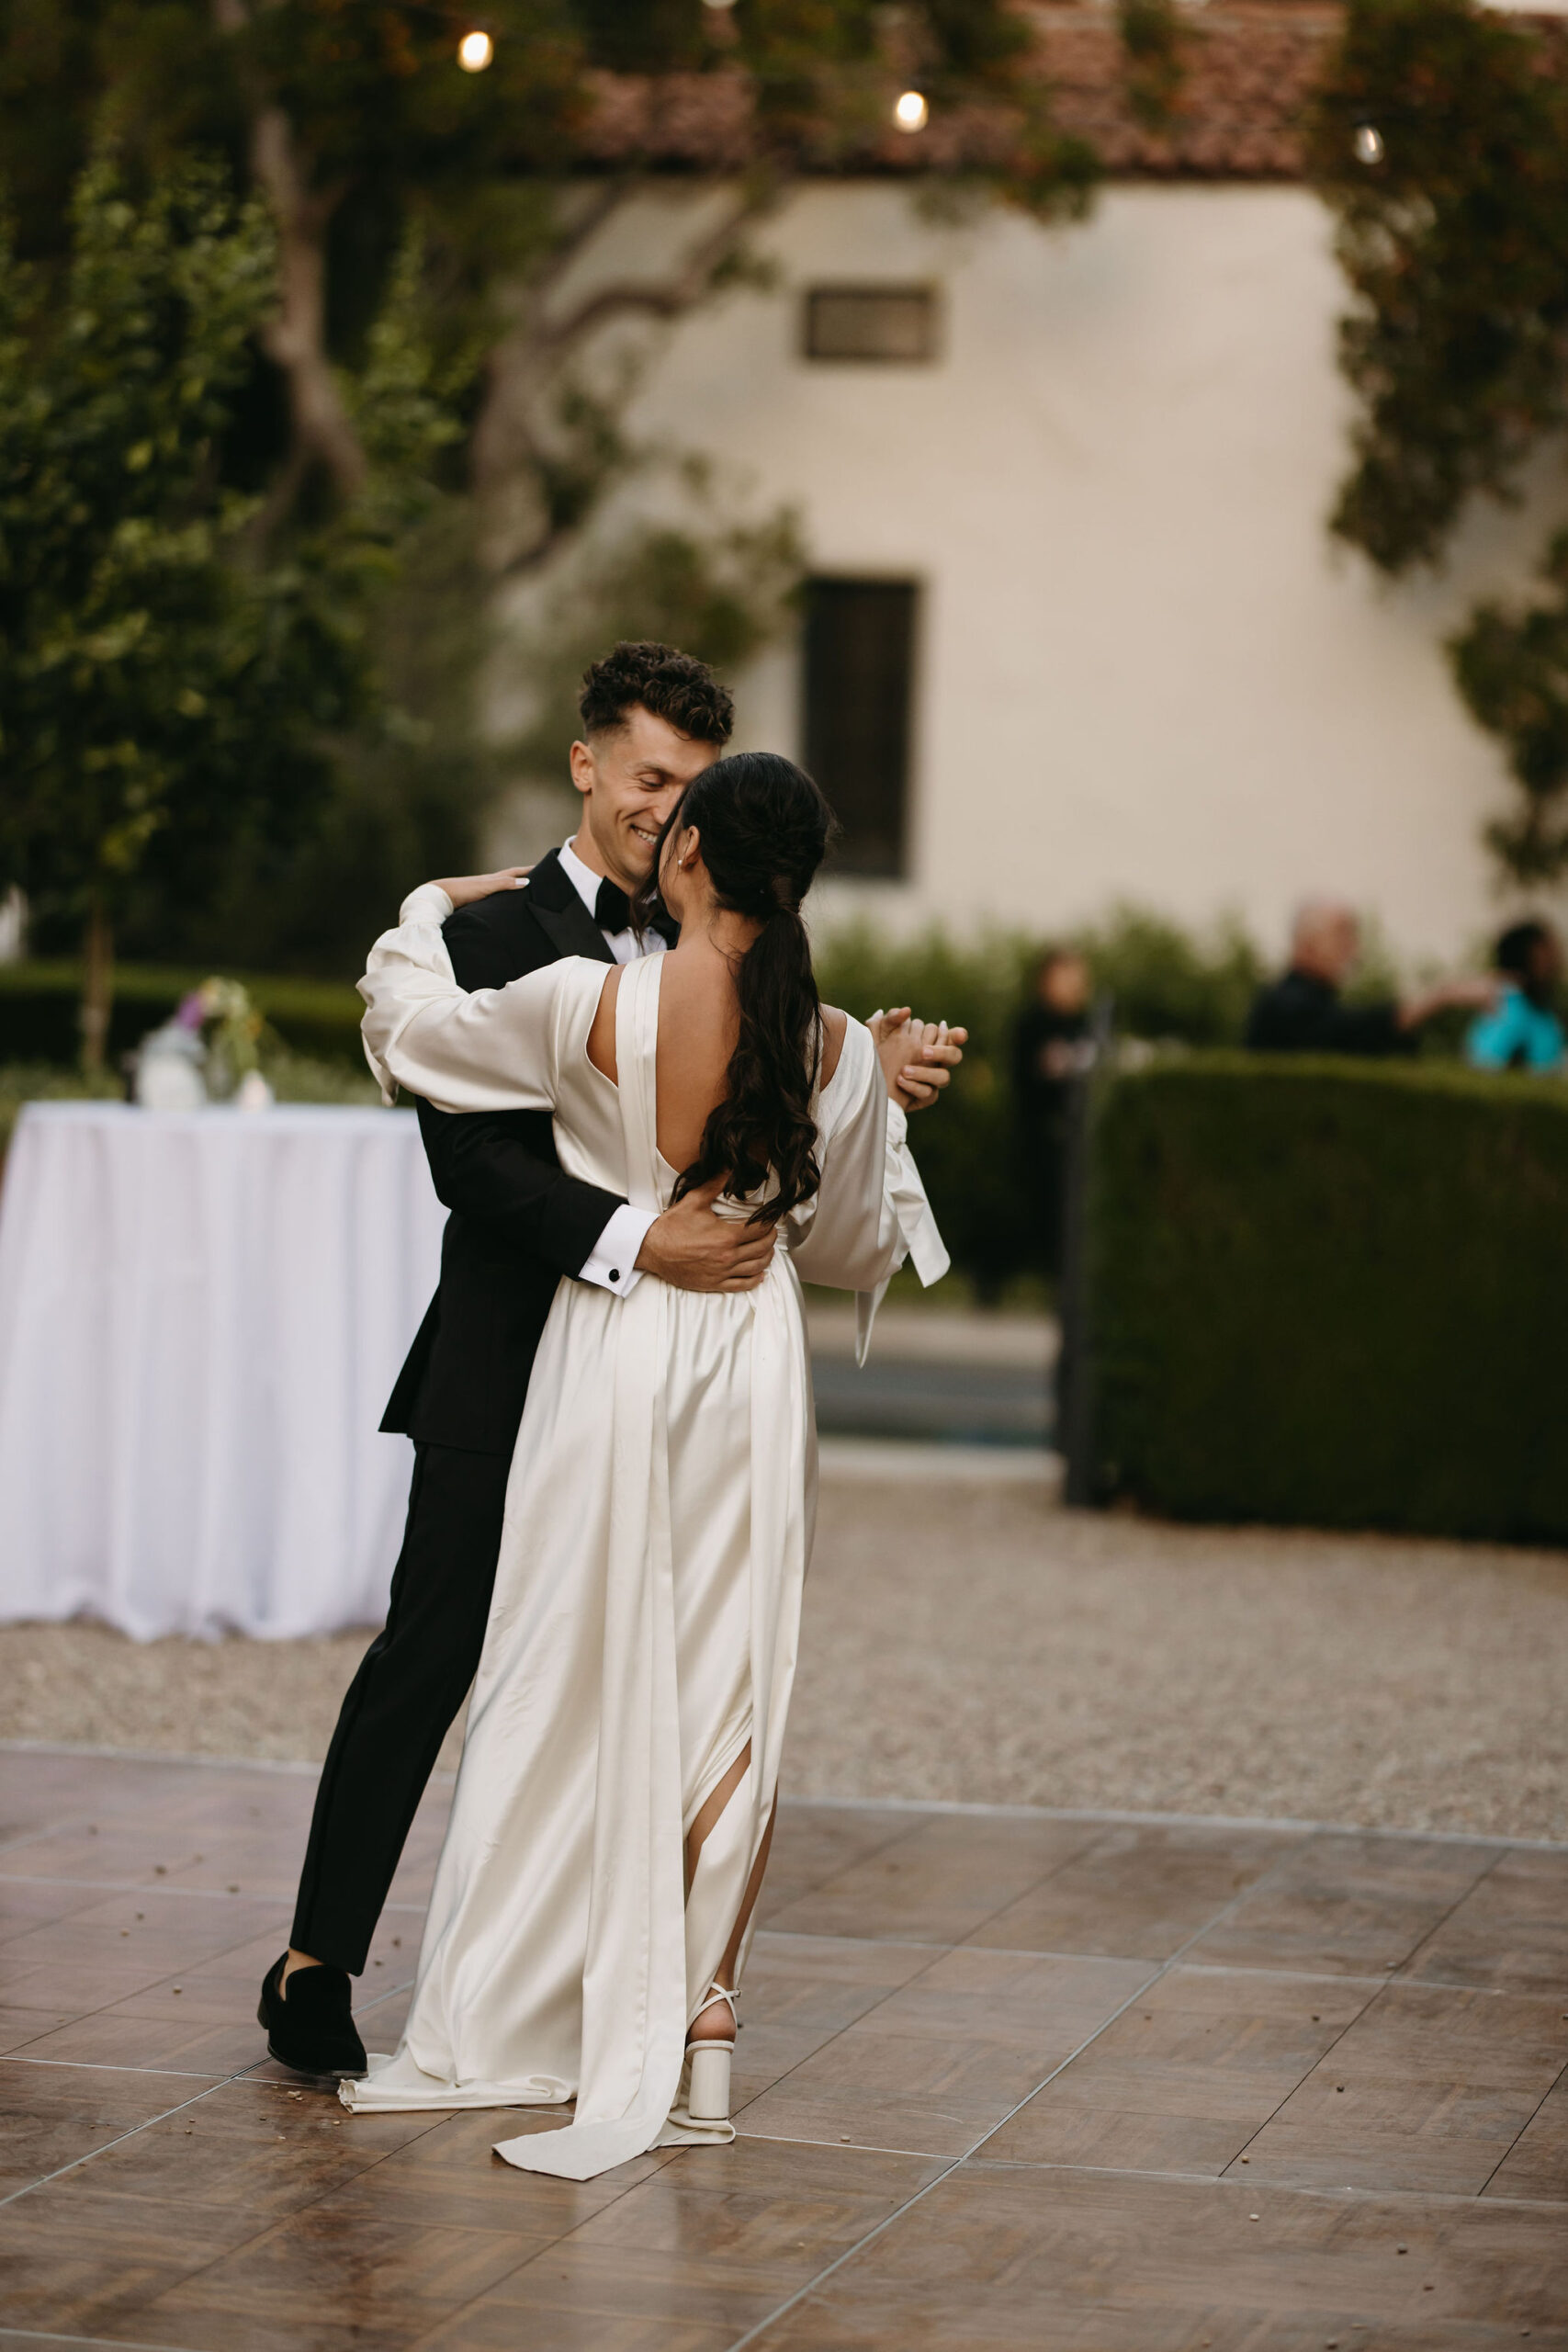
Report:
257,1953,367,2081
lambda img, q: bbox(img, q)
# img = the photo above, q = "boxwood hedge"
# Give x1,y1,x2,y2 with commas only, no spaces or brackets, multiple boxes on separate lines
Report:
1086,1054,1568,1544
0,961,367,1068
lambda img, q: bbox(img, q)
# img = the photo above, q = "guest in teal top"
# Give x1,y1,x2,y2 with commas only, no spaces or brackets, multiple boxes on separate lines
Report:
1466,921,1564,1073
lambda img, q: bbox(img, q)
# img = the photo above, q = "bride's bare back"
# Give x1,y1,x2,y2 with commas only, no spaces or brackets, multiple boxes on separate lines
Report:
588,958,847,1178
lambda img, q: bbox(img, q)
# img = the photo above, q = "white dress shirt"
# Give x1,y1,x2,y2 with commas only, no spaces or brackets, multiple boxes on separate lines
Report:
558,837,663,1298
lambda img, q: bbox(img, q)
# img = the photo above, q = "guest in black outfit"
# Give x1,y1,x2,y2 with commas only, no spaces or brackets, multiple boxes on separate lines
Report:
1245,901,1492,1057
1012,947,1090,1275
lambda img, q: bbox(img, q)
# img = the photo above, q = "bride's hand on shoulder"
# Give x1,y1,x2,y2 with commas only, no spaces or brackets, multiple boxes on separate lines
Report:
434,866,530,909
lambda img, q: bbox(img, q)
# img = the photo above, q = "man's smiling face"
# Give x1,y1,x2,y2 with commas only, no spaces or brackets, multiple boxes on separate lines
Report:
569,705,723,894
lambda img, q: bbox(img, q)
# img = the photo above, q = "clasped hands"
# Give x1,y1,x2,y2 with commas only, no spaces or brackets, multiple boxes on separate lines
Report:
637,1008,966,1295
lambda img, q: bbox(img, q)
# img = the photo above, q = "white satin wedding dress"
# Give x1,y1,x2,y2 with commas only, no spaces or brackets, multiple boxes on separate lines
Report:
341,884,946,2179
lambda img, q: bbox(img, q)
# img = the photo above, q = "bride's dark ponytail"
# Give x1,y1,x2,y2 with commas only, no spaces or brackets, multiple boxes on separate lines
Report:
636,751,835,1226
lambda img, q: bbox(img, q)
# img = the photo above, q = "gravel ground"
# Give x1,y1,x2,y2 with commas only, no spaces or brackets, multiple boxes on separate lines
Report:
5,1484,1566,1840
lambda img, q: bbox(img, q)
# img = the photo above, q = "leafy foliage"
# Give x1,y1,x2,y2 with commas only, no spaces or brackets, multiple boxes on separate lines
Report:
0,959,367,1068
0,153,350,920
1116,0,1190,134
1306,0,1568,576
0,0,1133,982
1306,0,1568,878
0,146,465,1020
123,502,498,975
1451,532,1568,883
511,503,807,777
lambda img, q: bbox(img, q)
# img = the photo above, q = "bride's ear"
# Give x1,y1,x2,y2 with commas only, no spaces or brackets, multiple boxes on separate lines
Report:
674,827,701,876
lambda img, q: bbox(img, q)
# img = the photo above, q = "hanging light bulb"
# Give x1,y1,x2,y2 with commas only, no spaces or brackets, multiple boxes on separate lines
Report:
701,0,738,9
1353,122,1384,165
457,28,494,72
893,90,929,133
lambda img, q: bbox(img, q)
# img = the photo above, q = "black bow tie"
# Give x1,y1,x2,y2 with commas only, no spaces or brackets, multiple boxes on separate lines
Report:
594,876,679,946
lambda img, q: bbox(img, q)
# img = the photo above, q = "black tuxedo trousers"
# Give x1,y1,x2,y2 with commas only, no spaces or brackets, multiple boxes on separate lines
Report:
290,857,625,1973
289,1442,511,1972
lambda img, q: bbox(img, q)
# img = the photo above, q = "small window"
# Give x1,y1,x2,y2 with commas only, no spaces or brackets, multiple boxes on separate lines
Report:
802,579,918,879
803,285,939,365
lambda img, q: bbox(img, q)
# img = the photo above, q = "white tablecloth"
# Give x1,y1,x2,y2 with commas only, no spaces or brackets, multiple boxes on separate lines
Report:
0,1102,446,1639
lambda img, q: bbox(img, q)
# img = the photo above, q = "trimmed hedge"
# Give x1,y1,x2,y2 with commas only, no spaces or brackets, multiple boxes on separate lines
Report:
0,961,367,1067
1088,1054,1568,1544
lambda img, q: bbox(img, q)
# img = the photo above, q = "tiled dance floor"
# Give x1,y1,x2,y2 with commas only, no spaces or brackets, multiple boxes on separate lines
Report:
1,1748,1566,2349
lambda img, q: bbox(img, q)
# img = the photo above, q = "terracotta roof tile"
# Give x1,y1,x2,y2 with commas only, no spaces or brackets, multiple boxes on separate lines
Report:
581,6,1568,183
1034,2,1341,177
581,4,1345,184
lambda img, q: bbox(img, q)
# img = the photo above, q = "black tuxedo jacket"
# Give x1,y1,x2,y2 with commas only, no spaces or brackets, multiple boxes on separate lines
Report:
380,848,625,1456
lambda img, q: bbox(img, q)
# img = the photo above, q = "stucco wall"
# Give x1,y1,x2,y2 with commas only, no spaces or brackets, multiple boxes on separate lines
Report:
493,180,1567,961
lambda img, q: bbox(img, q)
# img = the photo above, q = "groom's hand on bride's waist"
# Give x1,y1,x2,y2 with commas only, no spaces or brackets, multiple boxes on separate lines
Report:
636,1177,776,1293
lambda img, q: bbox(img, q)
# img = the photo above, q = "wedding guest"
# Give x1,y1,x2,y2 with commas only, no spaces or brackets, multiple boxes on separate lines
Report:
1012,948,1090,1274
1465,920,1564,1073
1245,900,1493,1056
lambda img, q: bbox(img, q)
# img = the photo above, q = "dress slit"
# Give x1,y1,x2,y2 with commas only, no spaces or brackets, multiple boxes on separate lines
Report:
682,1720,753,1846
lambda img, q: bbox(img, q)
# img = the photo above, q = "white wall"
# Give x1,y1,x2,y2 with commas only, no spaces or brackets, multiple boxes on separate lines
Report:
496,180,1568,961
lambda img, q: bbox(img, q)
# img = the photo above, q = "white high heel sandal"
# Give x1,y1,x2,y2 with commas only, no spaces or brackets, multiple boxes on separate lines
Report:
685,1983,739,2123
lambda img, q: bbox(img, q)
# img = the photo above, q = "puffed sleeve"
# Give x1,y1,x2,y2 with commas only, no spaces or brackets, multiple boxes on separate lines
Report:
358,882,583,1114
787,1017,949,1362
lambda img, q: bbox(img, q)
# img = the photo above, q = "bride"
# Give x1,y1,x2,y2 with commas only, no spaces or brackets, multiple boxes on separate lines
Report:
343,751,949,2181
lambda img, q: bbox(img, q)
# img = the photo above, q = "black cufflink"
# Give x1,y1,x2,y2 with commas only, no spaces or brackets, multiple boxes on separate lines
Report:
610,1270,621,1283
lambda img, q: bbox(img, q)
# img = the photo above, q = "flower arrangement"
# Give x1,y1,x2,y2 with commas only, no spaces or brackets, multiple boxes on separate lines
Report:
174,978,269,1101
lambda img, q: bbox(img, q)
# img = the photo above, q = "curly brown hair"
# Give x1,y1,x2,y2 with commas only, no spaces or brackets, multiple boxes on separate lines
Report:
578,641,735,744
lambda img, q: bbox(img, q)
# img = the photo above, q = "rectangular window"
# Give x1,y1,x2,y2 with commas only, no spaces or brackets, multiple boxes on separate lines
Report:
803,285,939,365
802,579,918,879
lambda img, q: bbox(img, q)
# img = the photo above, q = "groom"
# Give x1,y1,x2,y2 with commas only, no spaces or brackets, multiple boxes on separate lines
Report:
261,640,961,2079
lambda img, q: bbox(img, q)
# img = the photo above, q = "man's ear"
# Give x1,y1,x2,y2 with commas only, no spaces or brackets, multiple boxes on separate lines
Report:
568,739,594,798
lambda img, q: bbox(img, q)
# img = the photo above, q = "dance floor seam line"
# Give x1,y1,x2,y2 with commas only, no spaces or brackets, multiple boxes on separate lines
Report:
0,1871,430,1912
725,1822,1315,2351
0,2057,232,2080
0,2330,205,2351
1384,1838,1508,1977
954,2153,1568,2209
1213,1972,1392,2178
732,1908,993,2123
0,1738,460,1789
8,1760,1568,2352
0,2073,232,2211
734,2127,972,2161
750,1928,1515,1996
1476,2049,1568,2200
14,1742,1568,1849
782,1792,1568,1851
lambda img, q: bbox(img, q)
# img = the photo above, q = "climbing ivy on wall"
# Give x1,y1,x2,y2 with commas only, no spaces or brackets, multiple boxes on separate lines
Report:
1306,0,1568,881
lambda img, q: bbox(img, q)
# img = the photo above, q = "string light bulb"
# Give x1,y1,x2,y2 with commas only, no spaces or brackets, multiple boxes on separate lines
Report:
457,28,494,72
1353,122,1383,164
893,89,929,133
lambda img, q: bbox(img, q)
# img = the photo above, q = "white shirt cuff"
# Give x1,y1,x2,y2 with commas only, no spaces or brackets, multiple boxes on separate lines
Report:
579,1203,656,1298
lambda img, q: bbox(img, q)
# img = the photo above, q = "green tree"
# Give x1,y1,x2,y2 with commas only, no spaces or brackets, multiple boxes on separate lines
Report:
1307,0,1568,880
0,3,1154,988
0,150,455,1058
1,3,1110,577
